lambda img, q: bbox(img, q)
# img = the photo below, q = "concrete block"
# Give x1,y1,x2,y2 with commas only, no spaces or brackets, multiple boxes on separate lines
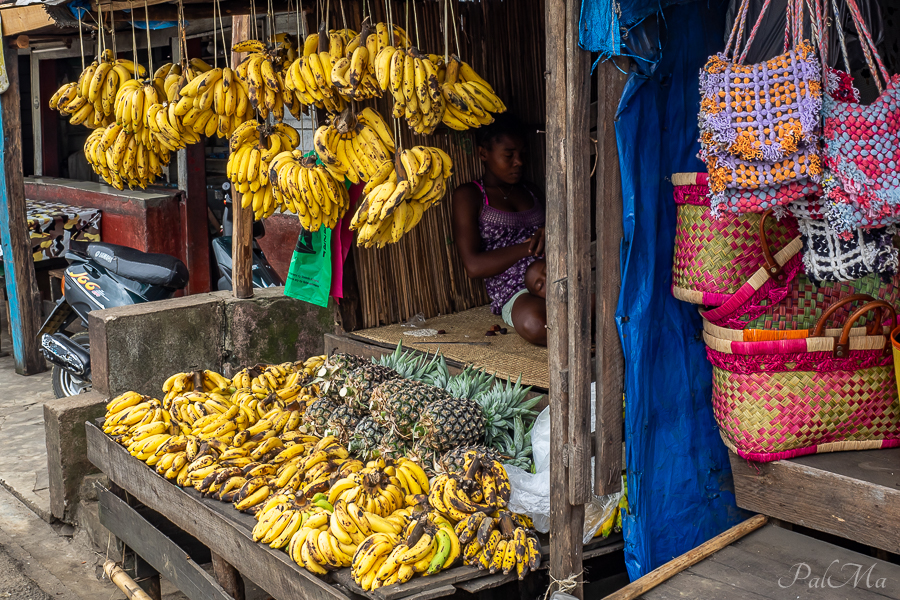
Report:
90,292,226,397
223,287,331,373
44,391,107,523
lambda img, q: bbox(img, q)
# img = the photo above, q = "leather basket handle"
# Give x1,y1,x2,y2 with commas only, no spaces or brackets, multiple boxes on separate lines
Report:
814,299,897,359
810,294,879,338
759,210,785,280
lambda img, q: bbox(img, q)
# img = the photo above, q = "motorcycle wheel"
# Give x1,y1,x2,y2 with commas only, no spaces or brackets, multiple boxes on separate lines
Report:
51,331,92,398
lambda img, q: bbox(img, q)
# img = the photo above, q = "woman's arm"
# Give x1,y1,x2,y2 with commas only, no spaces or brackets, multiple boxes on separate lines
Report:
452,184,532,279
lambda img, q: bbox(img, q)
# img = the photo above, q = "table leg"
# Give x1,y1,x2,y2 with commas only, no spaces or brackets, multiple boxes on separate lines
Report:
211,551,245,600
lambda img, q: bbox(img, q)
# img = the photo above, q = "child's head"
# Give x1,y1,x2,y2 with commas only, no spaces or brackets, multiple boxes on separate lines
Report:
476,113,527,185
524,258,546,299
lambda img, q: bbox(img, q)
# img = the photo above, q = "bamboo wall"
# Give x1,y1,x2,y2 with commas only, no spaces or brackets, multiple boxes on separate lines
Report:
338,0,547,330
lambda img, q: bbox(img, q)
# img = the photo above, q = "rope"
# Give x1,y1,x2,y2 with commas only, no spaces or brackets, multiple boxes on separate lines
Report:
130,5,139,75
443,0,449,63
845,0,889,88
78,10,85,70
448,0,461,57
144,0,153,76
212,0,218,69
737,0,773,63
109,5,116,59
412,0,419,49
831,0,851,73
543,571,583,600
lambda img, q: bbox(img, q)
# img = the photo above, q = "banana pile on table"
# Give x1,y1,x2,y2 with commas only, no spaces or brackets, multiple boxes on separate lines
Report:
226,120,302,220
350,145,453,248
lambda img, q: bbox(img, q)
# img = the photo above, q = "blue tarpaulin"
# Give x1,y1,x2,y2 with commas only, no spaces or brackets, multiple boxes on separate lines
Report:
579,0,694,57
614,0,751,579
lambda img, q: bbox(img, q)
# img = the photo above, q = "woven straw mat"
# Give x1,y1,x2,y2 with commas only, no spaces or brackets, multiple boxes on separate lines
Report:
353,305,549,389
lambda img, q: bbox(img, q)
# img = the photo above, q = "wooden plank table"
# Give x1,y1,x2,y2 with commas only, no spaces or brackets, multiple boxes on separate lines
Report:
88,420,622,600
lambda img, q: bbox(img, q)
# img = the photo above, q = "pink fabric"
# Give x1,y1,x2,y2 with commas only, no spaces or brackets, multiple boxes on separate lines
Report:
330,183,363,300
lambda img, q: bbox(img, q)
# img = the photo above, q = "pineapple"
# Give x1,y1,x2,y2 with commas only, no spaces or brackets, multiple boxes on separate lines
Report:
377,429,411,461
473,375,542,446
373,342,443,382
315,353,368,397
339,364,400,411
325,404,364,444
369,379,454,436
302,398,340,435
413,397,485,453
445,365,496,399
348,417,389,460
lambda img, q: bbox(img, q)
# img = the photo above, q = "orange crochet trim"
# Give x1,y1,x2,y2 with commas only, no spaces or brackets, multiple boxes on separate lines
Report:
705,55,728,75
728,131,762,161
700,96,720,115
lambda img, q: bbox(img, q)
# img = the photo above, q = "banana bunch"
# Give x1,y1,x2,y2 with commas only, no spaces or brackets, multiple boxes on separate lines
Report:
161,371,196,402
351,145,453,248
151,62,185,103
269,435,355,498
375,45,445,134
102,392,162,437
270,151,349,231
146,101,202,151
457,511,540,578
50,82,109,129
227,120,302,220
175,65,255,139
326,458,414,517
283,24,351,112
84,124,172,190
327,20,383,101
299,354,327,377
253,493,330,549
233,38,302,121
313,107,395,184
441,56,506,131
432,451,512,513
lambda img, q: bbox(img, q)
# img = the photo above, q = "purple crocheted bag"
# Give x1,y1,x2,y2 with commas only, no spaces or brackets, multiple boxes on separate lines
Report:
698,0,823,165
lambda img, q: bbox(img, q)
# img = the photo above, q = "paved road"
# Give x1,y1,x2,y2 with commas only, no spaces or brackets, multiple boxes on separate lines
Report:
0,543,53,600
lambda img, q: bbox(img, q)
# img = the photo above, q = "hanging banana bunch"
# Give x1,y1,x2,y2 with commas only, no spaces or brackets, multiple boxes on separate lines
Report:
312,107,395,184
50,82,106,128
351,146,453,248
374,44,445,135
283,23,350,113
226,120,301,220
233,37,298,122
270,151,350,232
441,56,506,130
152,62,184,103
146,100,202,152
175,64,255,139
84,124,172,191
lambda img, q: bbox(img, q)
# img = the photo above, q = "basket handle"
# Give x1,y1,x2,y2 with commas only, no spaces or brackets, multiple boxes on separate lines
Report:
758,210,787,281
810,294,879,337
813,298,896,359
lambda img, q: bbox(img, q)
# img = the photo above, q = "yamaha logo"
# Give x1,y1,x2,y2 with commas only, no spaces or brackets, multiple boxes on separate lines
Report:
94,251,114,263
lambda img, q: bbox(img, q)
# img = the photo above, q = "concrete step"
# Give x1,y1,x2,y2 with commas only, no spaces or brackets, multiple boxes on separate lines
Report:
729,449,900,554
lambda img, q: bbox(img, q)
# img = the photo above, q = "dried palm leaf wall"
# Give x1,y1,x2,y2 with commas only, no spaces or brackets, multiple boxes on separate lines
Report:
337,0,547,330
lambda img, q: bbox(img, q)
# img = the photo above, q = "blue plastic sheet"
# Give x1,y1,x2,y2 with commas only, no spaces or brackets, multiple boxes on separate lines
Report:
614,0,751,579
579,0,693,57
67,0,180,29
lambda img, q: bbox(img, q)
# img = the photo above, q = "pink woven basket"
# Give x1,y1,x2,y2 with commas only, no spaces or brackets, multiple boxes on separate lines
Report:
705,297,900,462
671,173,800,306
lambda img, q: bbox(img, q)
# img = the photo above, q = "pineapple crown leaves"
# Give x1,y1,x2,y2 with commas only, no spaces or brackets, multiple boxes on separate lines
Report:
472,374,542,445
444,365,496,399
373,342,445,383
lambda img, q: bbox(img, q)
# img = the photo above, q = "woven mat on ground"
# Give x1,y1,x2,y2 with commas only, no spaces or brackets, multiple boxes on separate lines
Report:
352,305,549,389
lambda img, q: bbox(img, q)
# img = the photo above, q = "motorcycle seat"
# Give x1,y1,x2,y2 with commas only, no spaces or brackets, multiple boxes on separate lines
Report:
85,242,189,289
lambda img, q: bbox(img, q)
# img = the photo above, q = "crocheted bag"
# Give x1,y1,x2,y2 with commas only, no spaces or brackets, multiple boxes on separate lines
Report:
698,0,823,164
821,0,900,238
671,173,799,306
705,297,900,462
798,218,899,283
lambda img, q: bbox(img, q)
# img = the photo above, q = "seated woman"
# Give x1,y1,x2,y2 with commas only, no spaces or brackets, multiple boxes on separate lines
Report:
451,114,547,346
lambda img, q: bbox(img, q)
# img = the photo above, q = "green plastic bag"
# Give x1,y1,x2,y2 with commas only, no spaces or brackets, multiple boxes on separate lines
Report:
284,227,332,307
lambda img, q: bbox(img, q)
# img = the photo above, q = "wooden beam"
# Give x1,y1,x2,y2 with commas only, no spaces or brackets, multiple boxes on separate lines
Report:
211,552,245,600
594,59,628,496
0,46,45,375
231,16,253,299
30,52,40,176
0,6,54,37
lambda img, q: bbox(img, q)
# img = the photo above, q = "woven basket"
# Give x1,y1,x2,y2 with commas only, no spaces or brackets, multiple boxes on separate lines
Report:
671,173,800,306
706,297,900,462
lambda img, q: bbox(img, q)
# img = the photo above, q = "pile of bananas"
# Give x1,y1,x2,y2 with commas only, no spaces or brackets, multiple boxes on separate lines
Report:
226,120,301,220
175,63,255,139
83,123,172,190
313,107,395,184
351,511,460,590
328,457,426,517
350,145,453,247
441,56,506,131
253,494,333,551
283,25,352,112
375,45,445,134
457,511,540,578
234,37,303,121
270,150,349,231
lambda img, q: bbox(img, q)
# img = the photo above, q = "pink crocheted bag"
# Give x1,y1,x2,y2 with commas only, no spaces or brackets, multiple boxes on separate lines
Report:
705,297,900,462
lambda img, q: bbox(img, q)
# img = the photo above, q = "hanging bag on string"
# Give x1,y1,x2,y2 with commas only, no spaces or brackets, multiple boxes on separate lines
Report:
698,0,824,214
820,0,900,238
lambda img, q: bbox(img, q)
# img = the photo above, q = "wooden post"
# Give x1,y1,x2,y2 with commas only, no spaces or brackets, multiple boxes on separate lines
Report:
211,551,245,600
176,37,211,295
0,46,45,375
29,52,40,176
38,57,58,177
231,16,254,299
546,0,592,595
594,59,628,496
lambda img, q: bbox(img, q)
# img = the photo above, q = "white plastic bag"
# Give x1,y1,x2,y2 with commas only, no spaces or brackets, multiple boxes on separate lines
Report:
506,383,623,542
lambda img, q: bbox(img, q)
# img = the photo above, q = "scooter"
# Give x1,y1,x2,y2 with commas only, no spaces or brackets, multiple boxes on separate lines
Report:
211,183,283,291
38,241,189,398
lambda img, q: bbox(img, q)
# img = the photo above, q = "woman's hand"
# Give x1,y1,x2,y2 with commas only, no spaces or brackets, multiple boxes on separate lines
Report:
527,228,545,257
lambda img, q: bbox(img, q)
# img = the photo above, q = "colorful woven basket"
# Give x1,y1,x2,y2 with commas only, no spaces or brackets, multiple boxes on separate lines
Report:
706,297,900,462
671,173,799,306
